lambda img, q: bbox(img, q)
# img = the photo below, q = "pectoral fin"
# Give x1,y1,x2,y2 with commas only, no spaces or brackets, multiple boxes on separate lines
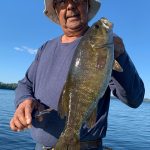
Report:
113,60,123,72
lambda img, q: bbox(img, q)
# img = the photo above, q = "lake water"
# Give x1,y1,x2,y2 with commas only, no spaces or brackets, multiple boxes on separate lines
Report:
0,89,149,150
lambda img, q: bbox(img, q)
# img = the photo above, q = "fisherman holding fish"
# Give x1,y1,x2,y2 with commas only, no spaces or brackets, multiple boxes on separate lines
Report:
10,0,145,150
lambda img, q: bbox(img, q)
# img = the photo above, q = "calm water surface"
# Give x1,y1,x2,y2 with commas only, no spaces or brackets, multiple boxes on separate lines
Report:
0,89,149,150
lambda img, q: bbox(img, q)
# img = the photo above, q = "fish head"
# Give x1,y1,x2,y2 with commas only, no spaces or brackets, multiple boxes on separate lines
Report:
89,17,114,46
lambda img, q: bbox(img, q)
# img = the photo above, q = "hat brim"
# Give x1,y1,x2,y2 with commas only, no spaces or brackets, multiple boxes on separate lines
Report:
44,0,101,24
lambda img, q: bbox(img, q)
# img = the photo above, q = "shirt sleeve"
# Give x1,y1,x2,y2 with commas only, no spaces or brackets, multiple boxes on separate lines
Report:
109,50,145,108
15,42,48,108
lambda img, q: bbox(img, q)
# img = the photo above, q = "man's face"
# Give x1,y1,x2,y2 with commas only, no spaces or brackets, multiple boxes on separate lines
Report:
54,0,89,35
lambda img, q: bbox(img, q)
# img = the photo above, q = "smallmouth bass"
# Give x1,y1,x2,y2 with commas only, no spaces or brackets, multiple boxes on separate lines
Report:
55,18,117,150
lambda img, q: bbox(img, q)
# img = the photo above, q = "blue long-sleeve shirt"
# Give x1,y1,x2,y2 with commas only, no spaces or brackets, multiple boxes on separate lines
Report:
15,36,145,147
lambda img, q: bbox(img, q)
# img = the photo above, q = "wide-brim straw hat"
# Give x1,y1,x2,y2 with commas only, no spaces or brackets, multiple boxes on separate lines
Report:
44,0,101,24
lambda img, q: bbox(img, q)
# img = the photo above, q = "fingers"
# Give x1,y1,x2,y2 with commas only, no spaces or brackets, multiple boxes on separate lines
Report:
10,99,34,132
25,105,33,125
10,118,18,131
113,36,123,46
10,116,26,132
113,36,125,58
17,107,28,126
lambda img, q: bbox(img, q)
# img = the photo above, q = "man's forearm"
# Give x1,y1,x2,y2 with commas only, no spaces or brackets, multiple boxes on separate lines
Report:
110,51,145,108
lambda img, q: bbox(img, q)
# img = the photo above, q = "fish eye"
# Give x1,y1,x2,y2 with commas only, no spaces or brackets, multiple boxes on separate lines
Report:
94,24,99,29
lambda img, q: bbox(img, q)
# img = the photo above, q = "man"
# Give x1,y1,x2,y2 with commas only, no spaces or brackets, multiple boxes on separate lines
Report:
10,0,145,150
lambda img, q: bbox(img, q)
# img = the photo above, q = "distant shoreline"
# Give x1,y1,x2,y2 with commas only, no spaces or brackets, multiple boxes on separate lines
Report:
0,82,17,90
0,82,149,102
111,96,150,102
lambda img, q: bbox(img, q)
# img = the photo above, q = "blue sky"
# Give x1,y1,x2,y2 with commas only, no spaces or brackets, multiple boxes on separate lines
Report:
0,0,149,98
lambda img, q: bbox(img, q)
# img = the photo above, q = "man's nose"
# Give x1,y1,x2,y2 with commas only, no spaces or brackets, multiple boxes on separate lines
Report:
67,0,78,10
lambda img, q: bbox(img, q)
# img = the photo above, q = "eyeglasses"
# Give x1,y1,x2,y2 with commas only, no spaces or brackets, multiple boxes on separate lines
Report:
53,0,87,9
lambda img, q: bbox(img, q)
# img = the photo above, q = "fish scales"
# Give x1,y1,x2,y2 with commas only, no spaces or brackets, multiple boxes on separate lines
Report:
55,18,114,150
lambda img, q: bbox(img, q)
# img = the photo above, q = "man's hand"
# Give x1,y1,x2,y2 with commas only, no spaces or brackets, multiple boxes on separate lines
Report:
10,99,36,132
113,35,125,59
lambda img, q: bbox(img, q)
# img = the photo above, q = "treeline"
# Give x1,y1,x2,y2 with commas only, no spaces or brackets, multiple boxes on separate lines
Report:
144,98,150,102
0,82,17,90
111,96,150,102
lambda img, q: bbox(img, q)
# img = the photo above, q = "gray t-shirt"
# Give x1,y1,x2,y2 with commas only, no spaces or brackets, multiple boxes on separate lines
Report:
15,35,144,147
